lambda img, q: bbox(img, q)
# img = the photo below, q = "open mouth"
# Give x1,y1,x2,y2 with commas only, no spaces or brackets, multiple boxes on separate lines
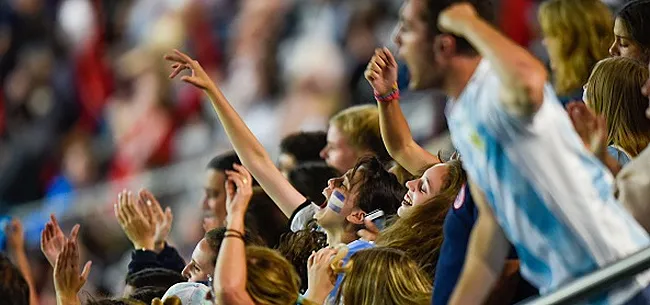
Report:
402,194,413,207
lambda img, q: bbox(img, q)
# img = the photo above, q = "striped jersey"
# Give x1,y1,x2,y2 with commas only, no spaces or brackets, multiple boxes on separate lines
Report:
447,59,650,304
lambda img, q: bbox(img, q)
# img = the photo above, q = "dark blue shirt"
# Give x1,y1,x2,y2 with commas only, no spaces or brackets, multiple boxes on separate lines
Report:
431,184,537,304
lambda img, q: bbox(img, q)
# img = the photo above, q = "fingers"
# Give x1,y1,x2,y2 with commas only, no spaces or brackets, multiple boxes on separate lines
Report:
169,63,189,79
80,261,92,284
374,49,387,68
51,214,63,233
164,207,173,223
140,189,164,218
69,224,80,242
173,49,196,68
180,75,204,88
232,164,252,183
363,218,379,233
383,47,397,67
308,251,316,267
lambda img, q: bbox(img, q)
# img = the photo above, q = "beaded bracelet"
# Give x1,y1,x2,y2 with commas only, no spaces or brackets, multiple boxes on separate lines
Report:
374,82,400,103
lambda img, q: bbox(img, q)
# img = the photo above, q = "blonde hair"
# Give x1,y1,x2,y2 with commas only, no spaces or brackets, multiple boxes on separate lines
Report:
152,296,182,305
245,246,301,305
586,57,650,157
539,0,613,95
329,105,390,162
333,247,432,305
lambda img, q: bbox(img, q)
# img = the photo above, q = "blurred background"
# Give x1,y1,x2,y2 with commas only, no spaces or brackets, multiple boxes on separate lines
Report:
0,0,629,303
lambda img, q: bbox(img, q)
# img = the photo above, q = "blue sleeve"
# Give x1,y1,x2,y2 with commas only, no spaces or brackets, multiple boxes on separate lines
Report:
607,146,631,166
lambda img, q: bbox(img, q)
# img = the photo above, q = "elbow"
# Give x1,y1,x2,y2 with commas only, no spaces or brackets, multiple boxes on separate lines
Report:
505,65,548,115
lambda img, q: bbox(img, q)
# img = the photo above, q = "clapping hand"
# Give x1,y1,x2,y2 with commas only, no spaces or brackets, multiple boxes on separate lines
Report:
139,189,174,252
567,101,607,159
53,228,92,304
6,218,25,254
114,190,156,251
41,214,80,267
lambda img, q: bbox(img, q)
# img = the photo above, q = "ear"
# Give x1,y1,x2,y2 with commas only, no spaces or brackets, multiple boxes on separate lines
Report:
433,34,457,59
346,209,366,225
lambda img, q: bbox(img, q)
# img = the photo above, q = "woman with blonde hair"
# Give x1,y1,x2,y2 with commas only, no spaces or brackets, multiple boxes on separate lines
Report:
538,0,613,106
306,246,432,305
571,57,650,167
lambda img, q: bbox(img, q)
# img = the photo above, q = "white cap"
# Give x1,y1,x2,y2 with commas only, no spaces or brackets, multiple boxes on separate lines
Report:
162,282,214,305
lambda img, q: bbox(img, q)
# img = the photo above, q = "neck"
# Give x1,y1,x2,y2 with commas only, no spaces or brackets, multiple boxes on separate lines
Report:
444,56,483,99
325,227,358,246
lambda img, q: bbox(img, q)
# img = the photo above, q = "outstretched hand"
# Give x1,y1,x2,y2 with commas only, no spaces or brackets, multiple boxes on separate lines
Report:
53,229,92,303
41,214,80,267
567,101,607,159
365,47,398,96
164,49,214,91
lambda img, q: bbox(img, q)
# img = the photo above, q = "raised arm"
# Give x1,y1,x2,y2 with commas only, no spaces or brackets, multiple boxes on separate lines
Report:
439,4,548,116
165,50,306,217
215,165,256,305
6,219,39,305
365,48,440,175
448,182,510,305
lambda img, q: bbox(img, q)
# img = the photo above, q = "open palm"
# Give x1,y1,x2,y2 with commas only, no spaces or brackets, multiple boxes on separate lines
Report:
41,214,79,267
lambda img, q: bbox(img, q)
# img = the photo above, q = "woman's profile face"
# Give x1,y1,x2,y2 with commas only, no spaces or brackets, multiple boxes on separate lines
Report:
610,18,646,62
398,164,449,217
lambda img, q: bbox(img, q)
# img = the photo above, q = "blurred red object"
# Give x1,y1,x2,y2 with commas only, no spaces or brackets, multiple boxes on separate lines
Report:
500,0,534,47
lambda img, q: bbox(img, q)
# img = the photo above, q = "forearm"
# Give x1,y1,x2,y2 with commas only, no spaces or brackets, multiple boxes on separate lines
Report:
204,85,305,217
205,85,274,170
461,18,547,111
56,294,81,305
216,213,249,299
9,251,39,305
378,101,439,174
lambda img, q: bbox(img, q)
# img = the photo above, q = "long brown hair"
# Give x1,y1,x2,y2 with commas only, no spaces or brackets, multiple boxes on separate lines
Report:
334,247,432,305
586,57,650,157
539,0,613,95
375,159,466,277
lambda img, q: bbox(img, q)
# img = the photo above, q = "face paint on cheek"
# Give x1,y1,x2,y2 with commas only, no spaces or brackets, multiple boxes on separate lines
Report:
327,190,346,214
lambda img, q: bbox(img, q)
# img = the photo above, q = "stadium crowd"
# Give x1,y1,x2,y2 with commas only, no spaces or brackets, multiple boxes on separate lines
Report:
2,0,650,304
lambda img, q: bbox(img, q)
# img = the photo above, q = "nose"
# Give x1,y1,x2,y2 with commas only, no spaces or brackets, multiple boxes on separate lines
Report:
609,41,619,57
320,147,328,160
405,179,416,191
181,265,191,279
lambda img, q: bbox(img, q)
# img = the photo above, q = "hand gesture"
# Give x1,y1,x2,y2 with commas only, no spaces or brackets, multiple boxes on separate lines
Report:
356,218,380,242
114,190,155,251
41,214,80,267
304,248,338,304
438,3,479,35
224,164,254,217
164,49,214,90
365,47,398,96
567,102,607,159
139,189,174,252
53,235,92,302
6,218,25,253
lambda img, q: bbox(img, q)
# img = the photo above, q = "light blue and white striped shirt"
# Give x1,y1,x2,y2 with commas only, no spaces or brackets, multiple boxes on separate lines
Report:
447,59,650,304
